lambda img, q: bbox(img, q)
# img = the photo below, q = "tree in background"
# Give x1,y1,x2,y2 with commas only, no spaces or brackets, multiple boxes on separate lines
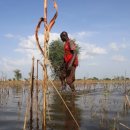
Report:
13,69,22,80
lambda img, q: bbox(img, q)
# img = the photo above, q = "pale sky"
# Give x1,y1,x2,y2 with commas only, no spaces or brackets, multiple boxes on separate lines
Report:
0,0,130,79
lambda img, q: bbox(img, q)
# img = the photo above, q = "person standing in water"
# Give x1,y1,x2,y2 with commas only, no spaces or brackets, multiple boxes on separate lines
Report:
60,31,78,92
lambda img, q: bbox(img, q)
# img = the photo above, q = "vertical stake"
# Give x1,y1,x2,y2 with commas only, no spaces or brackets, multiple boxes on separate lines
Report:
35,1,58,129
30,57,34,100
43,0,48,129
36,59,39,129
30,56,34,129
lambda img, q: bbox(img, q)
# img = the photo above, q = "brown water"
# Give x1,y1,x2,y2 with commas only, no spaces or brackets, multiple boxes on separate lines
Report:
0,83,130,130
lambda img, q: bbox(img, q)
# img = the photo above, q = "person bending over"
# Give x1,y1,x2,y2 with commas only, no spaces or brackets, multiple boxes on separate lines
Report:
60,31,78,92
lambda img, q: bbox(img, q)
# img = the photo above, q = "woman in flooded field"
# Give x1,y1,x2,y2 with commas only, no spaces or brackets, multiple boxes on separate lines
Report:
59,31,78,93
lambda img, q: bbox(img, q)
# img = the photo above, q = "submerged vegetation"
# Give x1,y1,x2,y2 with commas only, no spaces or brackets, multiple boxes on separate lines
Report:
0,79,130,130
0,41,130,130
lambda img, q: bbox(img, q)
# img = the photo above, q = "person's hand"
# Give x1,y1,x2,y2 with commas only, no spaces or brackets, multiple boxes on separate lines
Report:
67,64,72,70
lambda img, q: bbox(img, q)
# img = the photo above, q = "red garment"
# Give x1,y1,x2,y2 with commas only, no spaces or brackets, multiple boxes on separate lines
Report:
64,39,78,67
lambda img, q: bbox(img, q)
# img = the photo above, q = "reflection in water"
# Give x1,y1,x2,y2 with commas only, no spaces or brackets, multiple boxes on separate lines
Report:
30,102,33,130
46,91,82,130
0,83,130,130
0,86,25,130
0,87,9,106
63,94,81,130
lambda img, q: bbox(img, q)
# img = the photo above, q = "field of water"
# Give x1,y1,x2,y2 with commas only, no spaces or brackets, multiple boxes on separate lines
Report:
0,81,130,130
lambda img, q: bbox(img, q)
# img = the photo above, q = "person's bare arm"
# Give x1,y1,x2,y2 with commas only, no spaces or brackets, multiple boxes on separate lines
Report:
67,40,77,70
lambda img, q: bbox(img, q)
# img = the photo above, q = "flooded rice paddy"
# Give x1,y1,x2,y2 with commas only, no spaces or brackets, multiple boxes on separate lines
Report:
0,82,130,130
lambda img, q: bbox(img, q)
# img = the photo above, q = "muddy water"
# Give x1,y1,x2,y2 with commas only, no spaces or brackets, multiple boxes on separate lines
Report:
0,83,130,130
0,86,26,130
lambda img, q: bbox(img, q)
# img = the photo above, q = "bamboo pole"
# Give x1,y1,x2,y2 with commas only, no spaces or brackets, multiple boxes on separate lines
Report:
120,123,130,130
35,1,58,129
36,59,39,87
30,57,34,100
43,0,48,129
30,56,35,129
23,56,34,130
36,59,39,129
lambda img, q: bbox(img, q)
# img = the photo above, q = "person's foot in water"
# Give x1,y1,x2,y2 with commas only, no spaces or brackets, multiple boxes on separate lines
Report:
70,84,76,95
61,85,66,91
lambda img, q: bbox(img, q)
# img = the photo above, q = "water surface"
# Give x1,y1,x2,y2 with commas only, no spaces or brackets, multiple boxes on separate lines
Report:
0,83,130,130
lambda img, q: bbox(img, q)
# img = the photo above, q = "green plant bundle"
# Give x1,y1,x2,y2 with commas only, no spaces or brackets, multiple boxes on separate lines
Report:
49,39,80,79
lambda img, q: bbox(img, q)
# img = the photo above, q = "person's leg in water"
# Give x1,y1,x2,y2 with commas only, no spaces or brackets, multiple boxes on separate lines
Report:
66,66,76,92
60,77,66,91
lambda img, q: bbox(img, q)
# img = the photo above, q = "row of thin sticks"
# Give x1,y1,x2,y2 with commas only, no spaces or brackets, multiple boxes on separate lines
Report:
23,57,80,130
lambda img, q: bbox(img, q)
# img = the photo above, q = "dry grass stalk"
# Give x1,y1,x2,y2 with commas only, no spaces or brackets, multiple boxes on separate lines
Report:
119,123,130,130
23,89,31,130
125,95,130,108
